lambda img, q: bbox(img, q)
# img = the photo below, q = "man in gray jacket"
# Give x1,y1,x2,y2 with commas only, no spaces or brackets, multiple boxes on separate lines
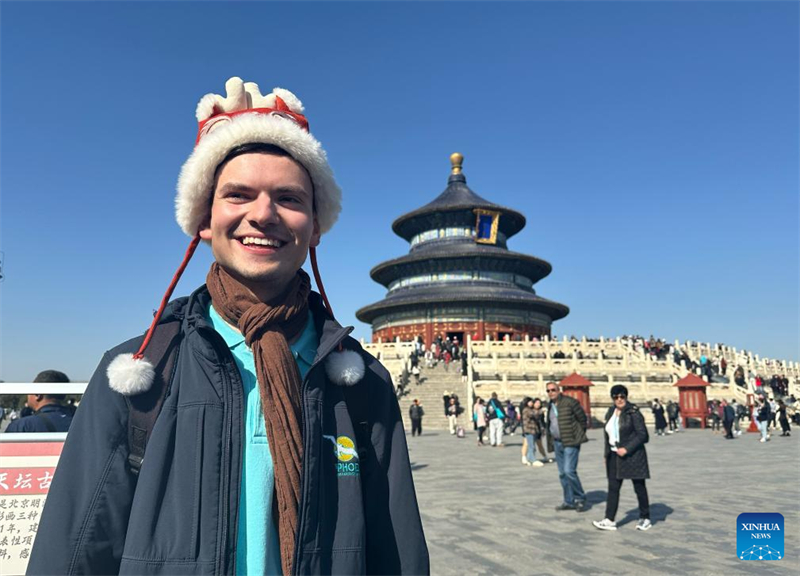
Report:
546,381,589,512
27,77,428,576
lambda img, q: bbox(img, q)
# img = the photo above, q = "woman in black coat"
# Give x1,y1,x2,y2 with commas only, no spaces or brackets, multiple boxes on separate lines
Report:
777,399,791,437
651,399,667,436
593,384,652,532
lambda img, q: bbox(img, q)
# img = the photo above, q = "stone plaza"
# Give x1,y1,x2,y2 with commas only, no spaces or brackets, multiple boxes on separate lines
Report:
406,424,799,575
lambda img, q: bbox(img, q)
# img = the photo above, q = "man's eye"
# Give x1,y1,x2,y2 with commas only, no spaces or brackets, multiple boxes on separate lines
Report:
281,195,302,204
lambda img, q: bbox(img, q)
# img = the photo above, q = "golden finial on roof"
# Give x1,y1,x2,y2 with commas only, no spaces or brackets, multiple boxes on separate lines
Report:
450,152,464,175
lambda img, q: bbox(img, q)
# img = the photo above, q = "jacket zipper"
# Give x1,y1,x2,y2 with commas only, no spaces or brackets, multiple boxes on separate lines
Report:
291,327,353,575
201,327,242,576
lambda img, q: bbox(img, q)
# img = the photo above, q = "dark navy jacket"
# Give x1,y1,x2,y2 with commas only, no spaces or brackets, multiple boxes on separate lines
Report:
6,404,75,433
26,287,429,575
6,403,74,433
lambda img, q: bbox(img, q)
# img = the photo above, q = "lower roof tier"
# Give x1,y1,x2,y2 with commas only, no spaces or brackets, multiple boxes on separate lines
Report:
356,284,569,325
370,242,553,287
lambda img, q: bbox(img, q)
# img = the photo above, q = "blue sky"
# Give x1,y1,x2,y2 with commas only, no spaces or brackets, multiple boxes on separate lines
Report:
1,1,797,381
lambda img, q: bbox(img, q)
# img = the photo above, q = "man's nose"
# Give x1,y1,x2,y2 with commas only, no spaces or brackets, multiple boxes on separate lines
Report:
248,193,280,226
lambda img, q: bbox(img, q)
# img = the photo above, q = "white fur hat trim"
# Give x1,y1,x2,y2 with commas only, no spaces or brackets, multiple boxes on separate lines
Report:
176,77,341,237
107,353,156,396
325,349,366,386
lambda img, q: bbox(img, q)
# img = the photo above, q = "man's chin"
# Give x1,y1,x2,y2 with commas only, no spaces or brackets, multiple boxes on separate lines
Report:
221,263,297,290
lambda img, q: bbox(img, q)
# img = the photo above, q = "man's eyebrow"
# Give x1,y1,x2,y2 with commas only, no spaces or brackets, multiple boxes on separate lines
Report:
274,185,312,198
217,182,257,195
216,182,312,198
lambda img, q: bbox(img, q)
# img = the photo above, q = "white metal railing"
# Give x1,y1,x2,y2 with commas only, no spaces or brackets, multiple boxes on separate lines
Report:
0,383,87,441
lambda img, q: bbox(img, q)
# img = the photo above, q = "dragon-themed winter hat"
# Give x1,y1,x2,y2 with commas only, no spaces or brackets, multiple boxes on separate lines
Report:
176,76,341,237
106,77,361,396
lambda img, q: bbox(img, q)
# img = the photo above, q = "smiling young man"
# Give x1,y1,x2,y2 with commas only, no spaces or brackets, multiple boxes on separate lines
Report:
27,78,429,576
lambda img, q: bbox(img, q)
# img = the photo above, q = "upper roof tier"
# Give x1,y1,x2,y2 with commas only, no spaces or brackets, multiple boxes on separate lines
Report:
392,153,526,242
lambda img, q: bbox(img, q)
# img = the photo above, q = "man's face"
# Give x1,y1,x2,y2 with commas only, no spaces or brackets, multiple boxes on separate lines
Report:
546,384,559,401
199,152,319,299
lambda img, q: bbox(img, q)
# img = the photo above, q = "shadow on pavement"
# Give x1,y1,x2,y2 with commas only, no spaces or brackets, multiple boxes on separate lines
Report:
410,462,429,471
617,502,674,527
577,490,608,511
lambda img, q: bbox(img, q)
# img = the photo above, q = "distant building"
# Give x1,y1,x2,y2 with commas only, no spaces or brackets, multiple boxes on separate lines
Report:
356,153,569,347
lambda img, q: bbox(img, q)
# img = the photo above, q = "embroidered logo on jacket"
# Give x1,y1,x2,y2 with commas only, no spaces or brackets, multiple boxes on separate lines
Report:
323,435,360,477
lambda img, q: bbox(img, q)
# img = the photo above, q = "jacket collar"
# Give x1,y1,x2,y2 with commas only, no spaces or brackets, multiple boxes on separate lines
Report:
180,284,353,366
605,401,638,423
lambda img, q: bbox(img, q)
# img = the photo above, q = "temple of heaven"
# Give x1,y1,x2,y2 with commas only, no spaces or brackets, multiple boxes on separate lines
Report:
356,153,569,346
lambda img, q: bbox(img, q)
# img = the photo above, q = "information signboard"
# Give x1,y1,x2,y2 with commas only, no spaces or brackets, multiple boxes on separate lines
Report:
0,441,62,575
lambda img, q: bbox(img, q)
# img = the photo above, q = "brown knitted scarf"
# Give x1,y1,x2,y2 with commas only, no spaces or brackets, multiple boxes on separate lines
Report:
206,263,310,576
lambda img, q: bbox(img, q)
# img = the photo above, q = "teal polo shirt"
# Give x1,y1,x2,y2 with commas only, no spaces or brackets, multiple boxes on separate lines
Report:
208,305,318,576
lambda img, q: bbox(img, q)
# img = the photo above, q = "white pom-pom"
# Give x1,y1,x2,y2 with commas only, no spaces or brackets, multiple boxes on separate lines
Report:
107,353,156,396
325,349,365,386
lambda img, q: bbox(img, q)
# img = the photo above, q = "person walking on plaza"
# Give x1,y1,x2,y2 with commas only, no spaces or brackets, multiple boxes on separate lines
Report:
5,370,74,433
505,399,519,435
521,398,544,467
593,385,652,532
722,399,736,439
731,399,744,436
651,398,667,436
769,397,778,431
708,400,722,433
666,400,680,433
531,398,554,463
546,382,588,512
474,397,487,445
410,399,425,437
756,396,771,442
486,392,506,447
27,77,428,576
519,396,532,464
447,397,459,435
777,399,791,437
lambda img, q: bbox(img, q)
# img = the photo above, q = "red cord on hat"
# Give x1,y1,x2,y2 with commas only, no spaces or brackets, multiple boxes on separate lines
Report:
309,246,343,352
309,246,335,320
133,234,202,360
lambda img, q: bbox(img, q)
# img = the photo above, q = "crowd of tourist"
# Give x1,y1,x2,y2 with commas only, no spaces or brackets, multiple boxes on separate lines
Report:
647,394,797,442
398,337,469,398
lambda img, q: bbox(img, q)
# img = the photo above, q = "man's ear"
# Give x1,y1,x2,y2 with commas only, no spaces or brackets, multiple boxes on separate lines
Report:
309,217,321,248
198,215,212,241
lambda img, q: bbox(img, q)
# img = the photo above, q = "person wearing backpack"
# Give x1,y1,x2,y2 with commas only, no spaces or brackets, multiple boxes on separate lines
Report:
27,77,429,576
665,400,679,434
486,392,507,447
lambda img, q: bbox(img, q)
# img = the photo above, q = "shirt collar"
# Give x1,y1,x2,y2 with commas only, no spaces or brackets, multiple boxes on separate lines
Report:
291,313,318,365
208,305,245,349
208,304,318,363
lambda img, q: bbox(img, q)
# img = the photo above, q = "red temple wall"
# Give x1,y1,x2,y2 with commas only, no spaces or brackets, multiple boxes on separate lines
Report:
372,321,550,348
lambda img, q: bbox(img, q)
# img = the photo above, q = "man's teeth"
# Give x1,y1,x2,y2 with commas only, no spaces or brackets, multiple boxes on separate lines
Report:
241,237,284,247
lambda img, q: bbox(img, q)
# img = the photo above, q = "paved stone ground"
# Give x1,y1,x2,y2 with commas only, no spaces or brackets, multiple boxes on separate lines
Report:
406,426,799,575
